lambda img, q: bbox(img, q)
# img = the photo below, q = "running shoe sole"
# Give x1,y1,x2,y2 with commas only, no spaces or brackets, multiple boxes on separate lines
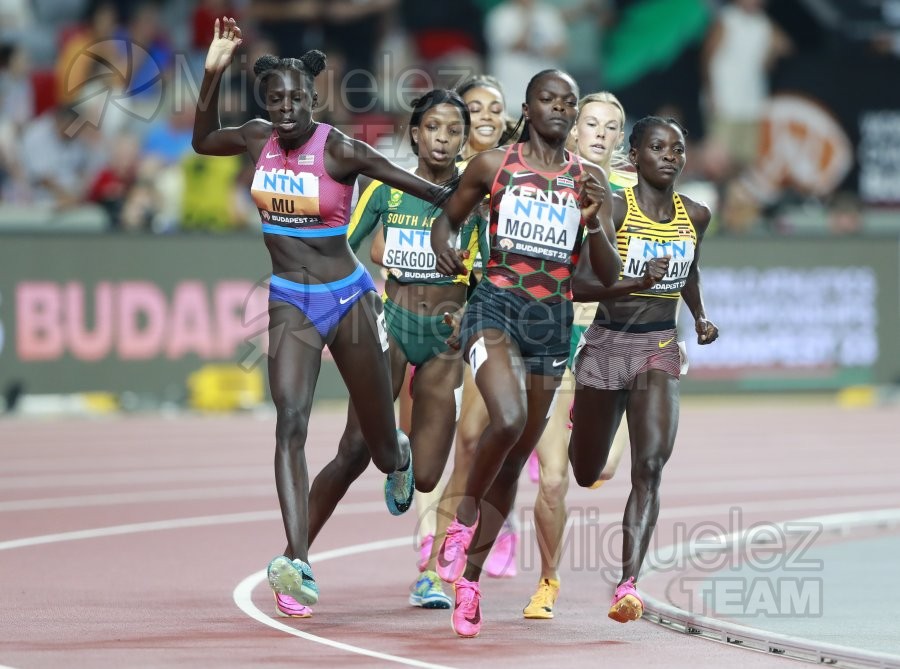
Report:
608,594,643,623
267,556,318,606
384,431,415,516
409,593,452,609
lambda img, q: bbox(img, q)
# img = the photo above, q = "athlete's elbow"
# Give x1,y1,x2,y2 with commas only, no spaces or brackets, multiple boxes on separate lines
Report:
191,134,210,154
589,263,617,288
599,269,618,287
599,259,622,287
571,279,590,302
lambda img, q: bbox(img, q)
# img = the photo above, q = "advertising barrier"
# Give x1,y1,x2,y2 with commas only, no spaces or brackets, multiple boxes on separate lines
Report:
1,234,897,400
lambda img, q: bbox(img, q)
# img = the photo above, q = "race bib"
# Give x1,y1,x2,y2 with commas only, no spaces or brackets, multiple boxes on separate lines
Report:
251,169,321,224
382,226,443,282
494,190,581,263
621,237,695,295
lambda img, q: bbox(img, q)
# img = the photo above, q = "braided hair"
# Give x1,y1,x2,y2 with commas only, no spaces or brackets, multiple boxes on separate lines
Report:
253,50,327,92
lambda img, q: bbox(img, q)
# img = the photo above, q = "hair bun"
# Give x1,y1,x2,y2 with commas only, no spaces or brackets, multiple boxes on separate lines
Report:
300,50,327,77
253,54,280,77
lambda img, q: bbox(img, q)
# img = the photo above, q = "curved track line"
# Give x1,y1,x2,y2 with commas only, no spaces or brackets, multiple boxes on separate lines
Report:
3,494,897,666
231,498,900,668
233,538,455,669
640,508,900,668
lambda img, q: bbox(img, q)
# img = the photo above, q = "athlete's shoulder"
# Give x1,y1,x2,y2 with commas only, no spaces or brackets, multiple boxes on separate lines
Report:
470,146,512,169
323,124,368,158
243,118,273,137
459,147,508,185
678,192,712,229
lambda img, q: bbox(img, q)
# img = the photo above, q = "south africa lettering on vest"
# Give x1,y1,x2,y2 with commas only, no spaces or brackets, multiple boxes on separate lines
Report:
495,185,581,262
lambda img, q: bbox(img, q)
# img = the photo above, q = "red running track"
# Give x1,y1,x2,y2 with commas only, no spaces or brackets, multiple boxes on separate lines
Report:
1,398,898,668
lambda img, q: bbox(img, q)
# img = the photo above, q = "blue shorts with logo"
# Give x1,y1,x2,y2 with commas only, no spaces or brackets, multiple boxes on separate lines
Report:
269,264,376,338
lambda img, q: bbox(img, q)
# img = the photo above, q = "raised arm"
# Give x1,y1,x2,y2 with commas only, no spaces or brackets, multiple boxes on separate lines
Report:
192,18,260,156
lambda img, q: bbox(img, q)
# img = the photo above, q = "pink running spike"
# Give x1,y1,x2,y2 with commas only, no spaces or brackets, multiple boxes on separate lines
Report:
608,576,644,623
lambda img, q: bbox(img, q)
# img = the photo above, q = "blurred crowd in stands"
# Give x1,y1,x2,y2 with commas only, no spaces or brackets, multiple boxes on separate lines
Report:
1,0,898,236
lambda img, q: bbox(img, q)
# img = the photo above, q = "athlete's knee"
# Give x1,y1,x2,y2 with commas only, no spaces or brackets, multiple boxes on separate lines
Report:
456,419,483,454
414,467,441,494
454,433,479,465
572,464,601,489
274,405,309,449
568,436,602,488
538,467,569,505
490,405,527,446
597,460,617,482
632,456,667,490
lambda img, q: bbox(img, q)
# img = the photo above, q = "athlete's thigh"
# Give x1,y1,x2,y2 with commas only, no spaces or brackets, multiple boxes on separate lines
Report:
413,352,463,435
267,300,324,409
569,385,626,474
506,372,563,464
329,292,395,430
625,369,679,463
536,368,575,474
387,332,409,401
468,328,527,424
410,353,463,472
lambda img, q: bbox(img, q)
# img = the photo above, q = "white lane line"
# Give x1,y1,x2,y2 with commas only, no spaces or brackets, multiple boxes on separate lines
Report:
0,486,276,512
2,491,898,667
0,466,271,489
0,511,278,551
233,539,455,669
4,492,900,552
4,473,898,513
